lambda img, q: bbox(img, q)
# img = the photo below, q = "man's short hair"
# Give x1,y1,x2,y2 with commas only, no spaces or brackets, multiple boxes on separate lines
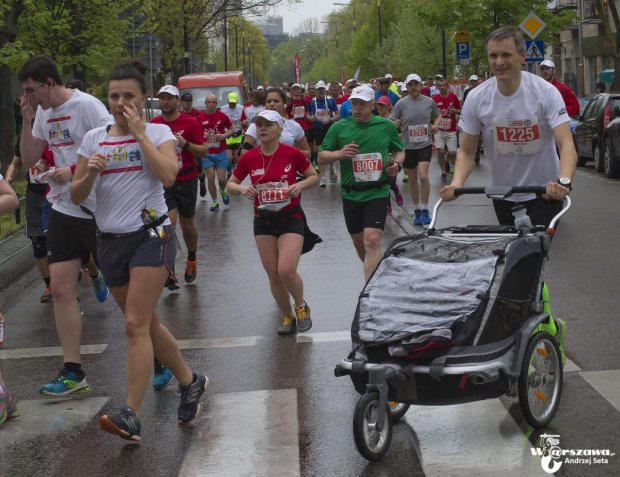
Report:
66,79,84,90
18,55,63,85
486,26,526,56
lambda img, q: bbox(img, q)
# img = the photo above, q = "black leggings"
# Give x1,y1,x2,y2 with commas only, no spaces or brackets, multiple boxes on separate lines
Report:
493,198,563,228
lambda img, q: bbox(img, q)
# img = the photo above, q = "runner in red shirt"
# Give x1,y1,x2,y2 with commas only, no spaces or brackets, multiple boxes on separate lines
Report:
151,85,208,289
432,79,461,181
286,83,310,131
227,110,319,336
196,93,233,211
179,92,202,118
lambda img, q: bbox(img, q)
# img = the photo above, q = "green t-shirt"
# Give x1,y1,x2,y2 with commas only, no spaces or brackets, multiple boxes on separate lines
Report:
320,115,404,202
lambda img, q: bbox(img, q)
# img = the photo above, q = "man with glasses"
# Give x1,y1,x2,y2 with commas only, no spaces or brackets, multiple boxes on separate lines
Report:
18,55,111,398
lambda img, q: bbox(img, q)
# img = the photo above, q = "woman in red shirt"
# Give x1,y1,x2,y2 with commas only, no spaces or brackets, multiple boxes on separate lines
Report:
227,110,318,335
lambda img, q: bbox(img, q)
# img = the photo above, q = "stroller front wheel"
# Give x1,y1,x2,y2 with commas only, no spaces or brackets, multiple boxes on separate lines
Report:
353,391,393,461
518,331,563,429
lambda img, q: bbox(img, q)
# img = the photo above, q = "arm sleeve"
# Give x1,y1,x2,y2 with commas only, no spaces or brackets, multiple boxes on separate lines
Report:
546,87,570,130
458,94,482,136
190,119,205,144
231,154,249,181
77,129,96,159
245,123,257,140
319,123,339,152
293,121,304,142
295,147,312,172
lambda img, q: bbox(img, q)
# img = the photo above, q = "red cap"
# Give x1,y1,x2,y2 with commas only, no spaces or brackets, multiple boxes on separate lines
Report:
376,96,391,106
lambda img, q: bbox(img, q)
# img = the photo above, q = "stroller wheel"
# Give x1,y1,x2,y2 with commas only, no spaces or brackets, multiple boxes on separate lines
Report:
353,391,392,461
518,332,563,429
387,401,410,422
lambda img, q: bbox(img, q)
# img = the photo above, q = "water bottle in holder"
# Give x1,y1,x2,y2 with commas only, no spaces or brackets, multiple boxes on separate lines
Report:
512,204,532,230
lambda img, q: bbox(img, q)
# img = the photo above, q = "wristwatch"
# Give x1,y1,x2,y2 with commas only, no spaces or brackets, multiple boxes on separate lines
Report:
558,177,572,190
182,142,190,151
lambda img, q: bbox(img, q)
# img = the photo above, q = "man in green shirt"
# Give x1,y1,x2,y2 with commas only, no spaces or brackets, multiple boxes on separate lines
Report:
318,84,404,280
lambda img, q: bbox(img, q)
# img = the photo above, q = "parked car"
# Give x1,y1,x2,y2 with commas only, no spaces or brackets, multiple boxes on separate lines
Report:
601,114,620,178
572,93,620,170
569,97,590,133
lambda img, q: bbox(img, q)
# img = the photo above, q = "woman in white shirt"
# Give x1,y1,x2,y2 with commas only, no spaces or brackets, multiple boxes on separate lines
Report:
71,60,207,442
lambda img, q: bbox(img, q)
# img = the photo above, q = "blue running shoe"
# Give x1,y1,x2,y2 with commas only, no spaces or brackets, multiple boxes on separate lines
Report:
153,361,174,391
413,209,423,226
210,201,220,212
40,370,89,397
221,190,230,205
421,209,431,226
91,271,109,302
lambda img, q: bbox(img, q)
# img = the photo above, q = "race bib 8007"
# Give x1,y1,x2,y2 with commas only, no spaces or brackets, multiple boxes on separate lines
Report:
493,118,542,156
352,153,383,182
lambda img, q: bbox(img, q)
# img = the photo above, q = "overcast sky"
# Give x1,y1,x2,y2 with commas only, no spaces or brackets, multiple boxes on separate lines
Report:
272,0,341,34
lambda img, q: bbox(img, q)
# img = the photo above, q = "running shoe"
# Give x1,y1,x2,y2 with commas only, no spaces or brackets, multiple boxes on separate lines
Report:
40,286,53,303
184,260,197,284
199,176,207,198
413,209,423,226
153,361,174,391
402,173,409,183
221,190,230,205
394,190,404,207
91,271,109,302
178,373,208,424
39,370,89,397
387,205,392,216
277,315,296,335
6,392,19,421
295,302,312,333
421,209,431,226
319,177,326,188
210,200,220,212
166,272,180,291
441,172,448,183
0,386,7,425
100,405,141,441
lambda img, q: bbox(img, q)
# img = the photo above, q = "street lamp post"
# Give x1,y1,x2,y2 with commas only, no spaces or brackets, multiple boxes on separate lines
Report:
333,1,356,32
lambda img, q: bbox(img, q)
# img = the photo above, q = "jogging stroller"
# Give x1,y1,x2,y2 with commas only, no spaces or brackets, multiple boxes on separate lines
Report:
334,186,570,461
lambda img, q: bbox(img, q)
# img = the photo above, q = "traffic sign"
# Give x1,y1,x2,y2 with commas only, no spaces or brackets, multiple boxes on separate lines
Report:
456,42,470,60
525,40,545,62
519,12,546,39
454,30,469,42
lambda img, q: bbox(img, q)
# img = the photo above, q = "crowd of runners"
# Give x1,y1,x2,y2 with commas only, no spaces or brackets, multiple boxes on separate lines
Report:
0,25,576,443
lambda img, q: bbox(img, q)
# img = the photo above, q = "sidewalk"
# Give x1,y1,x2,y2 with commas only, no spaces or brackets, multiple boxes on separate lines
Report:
0,229,34,293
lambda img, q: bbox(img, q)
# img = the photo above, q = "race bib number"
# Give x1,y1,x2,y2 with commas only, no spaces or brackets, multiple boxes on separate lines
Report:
352,153,383,182
316,109,330,121
293,106,306,119
493,118,541,156
408,124,430,143
256,181,291,211
439,117,452,131
207,134,219,149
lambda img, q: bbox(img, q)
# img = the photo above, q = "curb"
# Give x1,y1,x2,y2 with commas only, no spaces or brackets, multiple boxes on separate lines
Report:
0,232,35,293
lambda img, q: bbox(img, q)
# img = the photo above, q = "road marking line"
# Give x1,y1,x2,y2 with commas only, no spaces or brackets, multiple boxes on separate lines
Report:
579,370,620,413
409,400,547,476
0,344,107,360
177,336,259,350
296,331,351,343
179,389,300,477
0,397,108,443
564,358,581,372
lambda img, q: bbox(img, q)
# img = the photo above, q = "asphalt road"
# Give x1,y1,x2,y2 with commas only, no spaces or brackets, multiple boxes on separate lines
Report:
0,156,618,477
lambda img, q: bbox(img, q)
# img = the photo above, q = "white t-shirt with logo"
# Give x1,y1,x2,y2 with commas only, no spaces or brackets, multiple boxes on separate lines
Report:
32,90,111,218
245,119,305,147
458,71,569,201
77,123,175,233
244,105,265,121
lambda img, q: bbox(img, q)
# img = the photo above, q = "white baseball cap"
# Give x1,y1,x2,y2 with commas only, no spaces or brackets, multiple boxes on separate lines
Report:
541,60,555,69
349,85,375,102
256,85,264,91
251,110,285,127
400,82,408,92
385,73,393,79
469,74,479,81
405,73,422,85
315,80,327,89
291,83,302,89
157,85,179,97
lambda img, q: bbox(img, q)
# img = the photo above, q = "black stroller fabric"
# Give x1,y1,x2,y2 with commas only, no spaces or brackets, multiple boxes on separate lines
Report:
352,234,536,357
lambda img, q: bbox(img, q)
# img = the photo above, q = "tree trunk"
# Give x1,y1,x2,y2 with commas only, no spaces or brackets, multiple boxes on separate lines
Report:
0,1,26,171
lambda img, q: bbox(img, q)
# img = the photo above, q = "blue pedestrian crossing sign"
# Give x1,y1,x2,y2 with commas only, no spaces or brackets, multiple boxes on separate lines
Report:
456,42,470,60
525,40,545,62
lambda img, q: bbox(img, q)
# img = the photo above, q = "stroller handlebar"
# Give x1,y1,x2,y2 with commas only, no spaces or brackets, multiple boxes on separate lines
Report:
454,186,547,198
429,186,571,231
